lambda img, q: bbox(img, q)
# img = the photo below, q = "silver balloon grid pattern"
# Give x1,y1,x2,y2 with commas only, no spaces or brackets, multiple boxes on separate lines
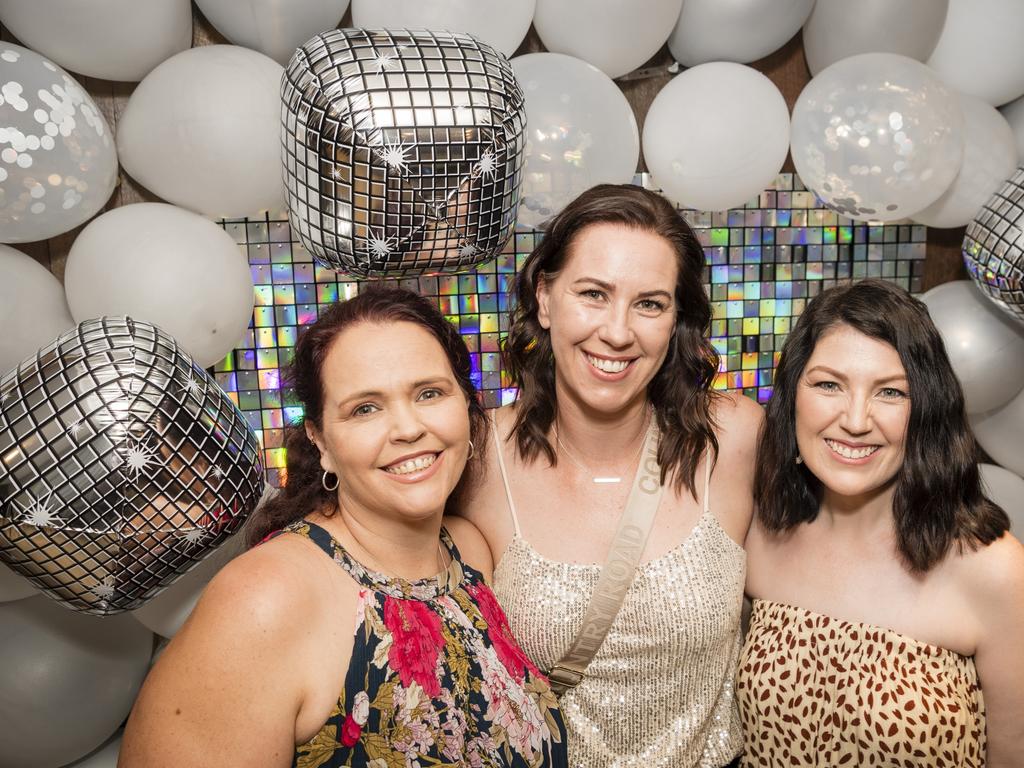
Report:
211,173,927,488
0,318,265,615
963,167,1024,325
281,28,526,277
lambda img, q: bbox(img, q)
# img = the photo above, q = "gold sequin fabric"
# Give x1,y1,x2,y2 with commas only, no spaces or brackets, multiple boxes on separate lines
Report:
493,510,746,768
737,599,986,767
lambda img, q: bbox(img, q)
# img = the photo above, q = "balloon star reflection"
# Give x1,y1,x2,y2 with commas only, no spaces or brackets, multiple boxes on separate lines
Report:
0,317,265,615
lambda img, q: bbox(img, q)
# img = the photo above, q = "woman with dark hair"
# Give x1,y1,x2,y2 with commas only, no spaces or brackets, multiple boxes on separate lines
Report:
459,183,762,766
740,279,1024,767
121,287,567,768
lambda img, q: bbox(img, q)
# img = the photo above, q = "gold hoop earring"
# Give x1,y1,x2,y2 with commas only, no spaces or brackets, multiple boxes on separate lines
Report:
467,440,475,460
322,471,339,491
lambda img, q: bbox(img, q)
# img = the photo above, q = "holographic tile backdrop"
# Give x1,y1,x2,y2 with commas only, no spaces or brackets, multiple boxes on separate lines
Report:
213,173,927,487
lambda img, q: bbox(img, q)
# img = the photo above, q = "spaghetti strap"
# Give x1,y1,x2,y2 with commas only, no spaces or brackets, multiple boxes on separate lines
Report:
702,448,713,515
490,413,522,537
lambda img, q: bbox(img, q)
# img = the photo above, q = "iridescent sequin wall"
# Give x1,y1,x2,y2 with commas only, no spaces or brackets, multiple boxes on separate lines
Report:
213,173,927,487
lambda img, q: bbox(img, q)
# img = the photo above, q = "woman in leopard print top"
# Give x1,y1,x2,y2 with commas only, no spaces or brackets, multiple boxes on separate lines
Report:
741,280,1024,767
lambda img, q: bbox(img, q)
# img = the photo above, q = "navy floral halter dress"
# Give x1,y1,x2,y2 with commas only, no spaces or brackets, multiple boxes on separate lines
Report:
267,520,567,768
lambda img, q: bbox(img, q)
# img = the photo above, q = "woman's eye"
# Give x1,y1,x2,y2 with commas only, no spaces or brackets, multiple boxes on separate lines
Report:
637,299,667,312
418,388,443,401
580,289,604,300
352,403,378,417
814,380,839,392
879,387,908,399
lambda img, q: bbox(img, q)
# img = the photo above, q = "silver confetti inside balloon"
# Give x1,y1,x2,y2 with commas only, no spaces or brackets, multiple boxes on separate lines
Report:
0,318,265,615
281,28,526,277
963,167,1024,326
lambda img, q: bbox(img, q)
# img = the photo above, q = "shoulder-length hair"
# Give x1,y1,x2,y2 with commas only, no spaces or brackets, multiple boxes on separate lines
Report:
756,279,1009,572
503,183,721,496
246,286,487,546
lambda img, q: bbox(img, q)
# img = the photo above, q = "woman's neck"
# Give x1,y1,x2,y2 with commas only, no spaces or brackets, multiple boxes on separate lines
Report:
551,385,651,466
818,483,897,541
311,501,445,580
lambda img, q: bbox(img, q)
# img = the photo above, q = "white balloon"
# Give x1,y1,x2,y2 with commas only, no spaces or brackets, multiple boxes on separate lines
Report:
669,0,814,67
63,203,255,369
913,93,1018,229
979,463,1024,534
0,562,35,603
999,94,1024,161
791,53,964,222
131,532,247,638
61,731,121,768
510,53,639,227
927,0,1024,107
644,62,789,212
972,388,1024,478
117,45,285,219
0,0,190,82
0,596,151,768
802,0,948,76
351,0,535,58
921,280,1024,414
0,245,75,374
196,0,350,66
533,0,684,79
0,43,118,243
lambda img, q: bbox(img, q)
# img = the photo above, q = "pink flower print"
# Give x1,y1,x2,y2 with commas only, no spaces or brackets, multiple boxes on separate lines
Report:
383,597,445,697
340,712,362,747
467,582,541,681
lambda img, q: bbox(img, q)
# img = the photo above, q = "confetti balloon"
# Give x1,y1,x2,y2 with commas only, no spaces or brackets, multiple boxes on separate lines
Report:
790,53,963,222
0,43,117,243
281,28,526,277
0,318,265,615
963,167,1024,325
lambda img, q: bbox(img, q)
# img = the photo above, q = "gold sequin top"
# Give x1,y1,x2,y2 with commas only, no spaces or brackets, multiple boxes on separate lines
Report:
491,427,746,768
737,599,986,767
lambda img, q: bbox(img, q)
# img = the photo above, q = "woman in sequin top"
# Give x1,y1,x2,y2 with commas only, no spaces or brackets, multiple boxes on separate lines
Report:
458,184,763,767
742,280,1024,766
121,287,567,768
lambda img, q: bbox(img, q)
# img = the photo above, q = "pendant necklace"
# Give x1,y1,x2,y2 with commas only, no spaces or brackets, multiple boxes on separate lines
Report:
554,410,651,484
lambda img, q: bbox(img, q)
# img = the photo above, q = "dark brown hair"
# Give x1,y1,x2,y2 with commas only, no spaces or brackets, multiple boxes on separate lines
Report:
246,286,487,546
503,183,721,496
756,279,1009,572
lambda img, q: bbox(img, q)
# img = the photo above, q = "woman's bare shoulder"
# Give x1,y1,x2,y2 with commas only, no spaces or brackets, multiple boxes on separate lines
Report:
121,534,345,767
711,392,764,444
954,530,1024,609
443,515,494,580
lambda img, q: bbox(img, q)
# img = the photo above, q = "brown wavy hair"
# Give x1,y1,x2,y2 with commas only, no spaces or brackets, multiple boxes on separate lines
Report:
755,279,1010,572
503,183,721,496
246,286,487,546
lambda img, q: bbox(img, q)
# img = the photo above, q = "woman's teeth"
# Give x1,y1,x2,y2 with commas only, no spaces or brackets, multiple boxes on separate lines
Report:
825,439,878,459
385,454,437,475
586,354,629,373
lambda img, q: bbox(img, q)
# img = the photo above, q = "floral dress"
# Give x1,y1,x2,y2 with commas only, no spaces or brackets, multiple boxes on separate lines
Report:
268,520,567,768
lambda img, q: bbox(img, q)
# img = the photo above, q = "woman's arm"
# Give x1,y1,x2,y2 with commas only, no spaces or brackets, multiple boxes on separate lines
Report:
119,540,343,768
710,392,764,546
970,532,1024,767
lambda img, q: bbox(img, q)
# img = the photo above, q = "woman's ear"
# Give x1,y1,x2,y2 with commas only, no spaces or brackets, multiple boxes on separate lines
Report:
536,274,552,330
304,421,332,472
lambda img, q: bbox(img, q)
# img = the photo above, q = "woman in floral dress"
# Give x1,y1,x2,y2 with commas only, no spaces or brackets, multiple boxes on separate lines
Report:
121,287,567,768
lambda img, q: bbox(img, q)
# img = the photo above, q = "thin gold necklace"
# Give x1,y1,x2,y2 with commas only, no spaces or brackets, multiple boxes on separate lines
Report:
554,409,651,484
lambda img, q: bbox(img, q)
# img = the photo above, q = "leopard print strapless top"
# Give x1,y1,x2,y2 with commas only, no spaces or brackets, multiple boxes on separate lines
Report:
737,599,986,767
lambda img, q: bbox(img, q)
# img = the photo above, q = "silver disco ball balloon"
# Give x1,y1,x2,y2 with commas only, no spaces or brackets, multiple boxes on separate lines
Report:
281,28,526,277
0,318,265,615
963,167,1024,326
